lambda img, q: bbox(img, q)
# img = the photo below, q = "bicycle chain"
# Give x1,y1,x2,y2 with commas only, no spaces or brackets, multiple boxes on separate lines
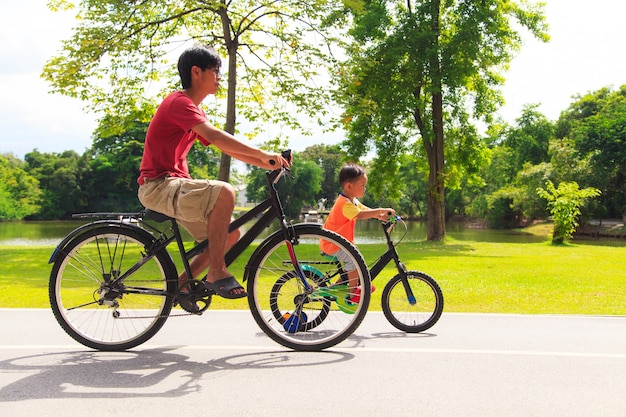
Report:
112,278,207,319
114,311,197,319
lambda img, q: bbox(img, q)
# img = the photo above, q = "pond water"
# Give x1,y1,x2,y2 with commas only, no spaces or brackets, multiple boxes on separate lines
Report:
0,218,551,246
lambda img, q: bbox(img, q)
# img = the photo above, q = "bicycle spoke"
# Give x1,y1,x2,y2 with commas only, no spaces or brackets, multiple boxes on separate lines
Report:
49,225,176,351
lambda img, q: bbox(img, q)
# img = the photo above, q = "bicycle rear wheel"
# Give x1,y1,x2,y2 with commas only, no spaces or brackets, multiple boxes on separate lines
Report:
246,225,370,351
381,271,444,333
49,224,177,351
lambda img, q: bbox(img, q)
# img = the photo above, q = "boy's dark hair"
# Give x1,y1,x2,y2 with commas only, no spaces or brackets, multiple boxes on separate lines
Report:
177,44,222,89
339,164,366,186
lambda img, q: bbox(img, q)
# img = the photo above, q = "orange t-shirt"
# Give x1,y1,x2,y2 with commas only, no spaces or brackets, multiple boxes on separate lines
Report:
320,194,368,254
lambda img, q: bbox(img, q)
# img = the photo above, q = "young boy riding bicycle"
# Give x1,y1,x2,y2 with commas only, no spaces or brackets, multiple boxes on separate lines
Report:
321,164,395,303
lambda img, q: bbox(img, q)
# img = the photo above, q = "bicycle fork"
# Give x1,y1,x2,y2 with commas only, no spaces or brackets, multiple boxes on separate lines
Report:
396,262,417,305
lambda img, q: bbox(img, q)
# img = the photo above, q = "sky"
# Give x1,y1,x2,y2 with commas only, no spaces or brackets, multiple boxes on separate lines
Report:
1,0,626,159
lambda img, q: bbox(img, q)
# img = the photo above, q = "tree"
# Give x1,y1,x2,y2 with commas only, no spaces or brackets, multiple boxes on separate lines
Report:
503,104,553,172
556,85,626,219
467,107,554,227
24,150,87,219
335,0,549,240
300,144,347,207
246,155,322,218
0,154,41,220
537,180,601,244
43,0,346,182
85,122,146,212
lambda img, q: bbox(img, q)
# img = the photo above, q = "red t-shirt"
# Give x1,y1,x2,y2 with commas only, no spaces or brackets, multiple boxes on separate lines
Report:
138,91,211,184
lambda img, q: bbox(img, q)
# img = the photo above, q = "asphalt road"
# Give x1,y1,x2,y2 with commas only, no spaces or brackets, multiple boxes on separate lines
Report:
0,309,624,417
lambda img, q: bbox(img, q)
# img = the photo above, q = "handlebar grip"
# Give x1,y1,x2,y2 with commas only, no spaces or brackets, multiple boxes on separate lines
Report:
269,149,292,167
282,149,292,164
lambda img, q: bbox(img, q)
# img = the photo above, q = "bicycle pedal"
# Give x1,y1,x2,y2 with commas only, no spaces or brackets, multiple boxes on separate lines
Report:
175,295,205,314
177,281,212,314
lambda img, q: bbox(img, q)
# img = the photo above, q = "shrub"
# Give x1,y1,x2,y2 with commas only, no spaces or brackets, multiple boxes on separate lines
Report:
537,180,601,244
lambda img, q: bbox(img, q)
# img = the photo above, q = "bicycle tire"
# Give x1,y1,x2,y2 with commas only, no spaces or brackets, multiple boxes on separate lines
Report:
381,271,444,333
49,223,178,351
246,225,371,351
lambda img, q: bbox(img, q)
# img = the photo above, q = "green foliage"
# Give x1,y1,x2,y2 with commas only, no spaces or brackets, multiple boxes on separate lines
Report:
246,154,323,218
187,142,221,180
42,0,348,180
300,144,348,207
485,187,519,229
537,180,601,244
24,150,87,219
554,85,626,218
503,104,553,171
467,104,556,227
0,154,41,220
23,122,146,218
396,153,429,218
89,121,146,212
335,0,549,240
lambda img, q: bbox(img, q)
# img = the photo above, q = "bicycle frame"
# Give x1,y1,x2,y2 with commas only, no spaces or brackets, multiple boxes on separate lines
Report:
322,219,407,284
368,220,406,281
365,219,418,303
51,164,312,294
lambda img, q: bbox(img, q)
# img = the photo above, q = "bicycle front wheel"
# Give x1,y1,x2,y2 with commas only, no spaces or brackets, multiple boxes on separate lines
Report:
381,271,444,333
49,224,177,351
246,225,370,351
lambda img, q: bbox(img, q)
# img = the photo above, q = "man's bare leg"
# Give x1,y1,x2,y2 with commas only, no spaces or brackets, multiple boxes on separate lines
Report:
178,184,241,295
204,184,238,284
178,229,239,285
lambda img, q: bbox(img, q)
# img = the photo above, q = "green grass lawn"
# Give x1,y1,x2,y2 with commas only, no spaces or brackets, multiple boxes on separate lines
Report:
1,229,624,314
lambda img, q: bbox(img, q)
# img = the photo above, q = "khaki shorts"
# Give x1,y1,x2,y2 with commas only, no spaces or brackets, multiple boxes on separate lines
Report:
138,176,224,241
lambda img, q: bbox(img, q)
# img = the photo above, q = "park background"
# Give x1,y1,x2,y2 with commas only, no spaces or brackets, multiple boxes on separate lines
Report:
0,1,624,313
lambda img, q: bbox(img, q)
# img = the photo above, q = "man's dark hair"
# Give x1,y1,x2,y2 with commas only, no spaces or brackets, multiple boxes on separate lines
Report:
339,164,366,186
177,44,222,89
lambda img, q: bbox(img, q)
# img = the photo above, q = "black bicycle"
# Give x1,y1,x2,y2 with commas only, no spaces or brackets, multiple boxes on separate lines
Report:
297,215,443,333
48,151,371,351
372,216,443,332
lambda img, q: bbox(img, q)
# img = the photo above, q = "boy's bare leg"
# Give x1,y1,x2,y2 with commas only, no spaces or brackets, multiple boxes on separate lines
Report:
347,269,359,291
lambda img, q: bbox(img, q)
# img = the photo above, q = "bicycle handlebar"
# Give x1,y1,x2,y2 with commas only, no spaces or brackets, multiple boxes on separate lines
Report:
267,149,293,185
269,149,292,167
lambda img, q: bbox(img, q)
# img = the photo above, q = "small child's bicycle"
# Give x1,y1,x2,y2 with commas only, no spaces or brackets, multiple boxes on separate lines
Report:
47,151,373,352
302,215,443,333
371,215,443,332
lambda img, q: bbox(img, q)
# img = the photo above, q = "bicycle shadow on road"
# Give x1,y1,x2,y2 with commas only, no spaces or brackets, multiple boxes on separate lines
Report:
340,330,437,348
0,347,354,401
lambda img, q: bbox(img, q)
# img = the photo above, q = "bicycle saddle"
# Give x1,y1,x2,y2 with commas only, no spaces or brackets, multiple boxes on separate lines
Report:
144,209,173,223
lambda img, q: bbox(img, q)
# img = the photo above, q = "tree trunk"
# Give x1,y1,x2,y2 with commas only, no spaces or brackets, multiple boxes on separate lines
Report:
427,91,446,241
426,0,445,241
421,89,446,241
217,8,237,183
